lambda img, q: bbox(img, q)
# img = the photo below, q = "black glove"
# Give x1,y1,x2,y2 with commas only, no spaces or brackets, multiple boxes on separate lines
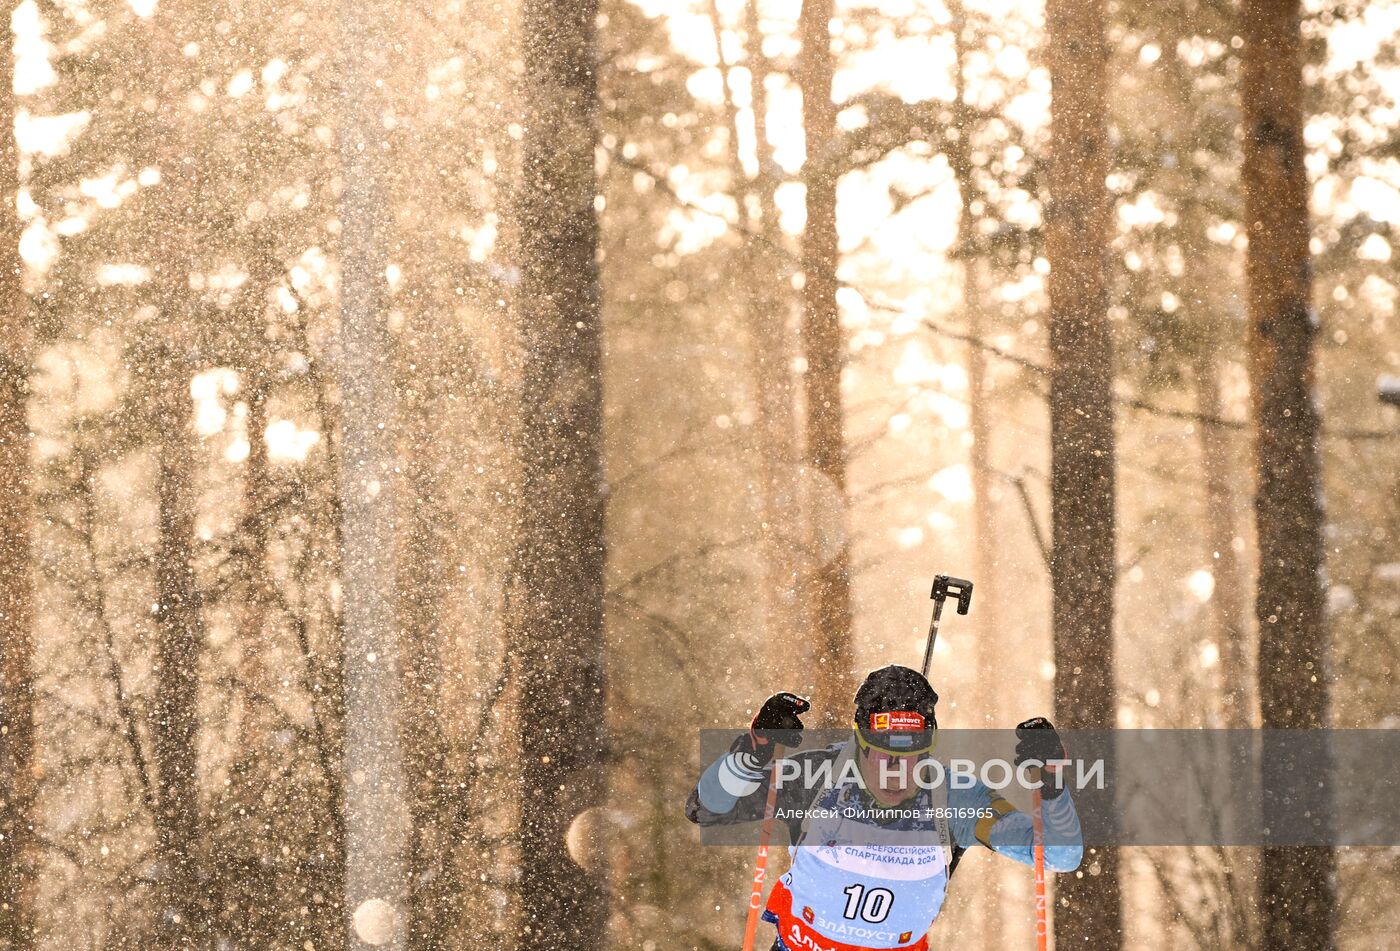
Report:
739,692,810,766
1015,716,1068,800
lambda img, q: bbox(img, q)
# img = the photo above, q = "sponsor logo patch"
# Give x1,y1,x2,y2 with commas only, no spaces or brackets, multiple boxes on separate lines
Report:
900,932,913,944
870,711,926,732
802,906,815,924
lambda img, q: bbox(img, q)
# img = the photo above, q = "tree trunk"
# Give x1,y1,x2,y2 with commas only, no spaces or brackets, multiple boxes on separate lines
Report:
712,0,804,681
0,13,36,945
1162,36,1255,735
965,268,999,727
1239,1,1336,946
944,0,999,730
338,3,411,946
401,467,458,951
1044,0,1122,944
743,0,784,257
511,0,610,946
798,0,856,721
748,0,809,682
749,266,805,681
151,353,207,946
239,374,273,741
398,342,466,951
944,7,1006,935
284,310,352,950
965,258,1007,949
1191,348,1253,731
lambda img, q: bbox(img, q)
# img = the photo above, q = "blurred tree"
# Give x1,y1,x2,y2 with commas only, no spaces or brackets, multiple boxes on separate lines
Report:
1044,0,1122,946
144,97,212,943
594,1,773,941
148,338,207,947
510,0,609,946
707,0,807,681
0,7,36,949
943,0,1000,730
1239,0,1337,947
40,9,220,943
1113,12,1261,929
1303,0,1400,769
25,1,353,946
798,0,856,722
1189,323,1255,733
1114,0,1255,734
336,0,412,945
943,2,1012,943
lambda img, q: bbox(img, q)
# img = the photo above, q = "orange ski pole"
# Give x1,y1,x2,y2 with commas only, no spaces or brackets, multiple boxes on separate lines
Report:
742,745,784,951
1031,770,1049,951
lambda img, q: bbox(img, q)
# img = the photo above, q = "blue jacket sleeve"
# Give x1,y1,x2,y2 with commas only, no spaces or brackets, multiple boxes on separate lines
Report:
948,781,1083,873
684,743,833,840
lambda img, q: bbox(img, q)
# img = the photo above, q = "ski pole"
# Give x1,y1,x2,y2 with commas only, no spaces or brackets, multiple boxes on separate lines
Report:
1031,770,1048,951
920,574,974,678
741,744,784,951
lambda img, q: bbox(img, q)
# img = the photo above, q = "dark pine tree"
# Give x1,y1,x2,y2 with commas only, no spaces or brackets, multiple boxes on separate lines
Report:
798,0,856,722
0,11,36,948
1045,0,1123,945
1240,0,1337,946
511,0,610,946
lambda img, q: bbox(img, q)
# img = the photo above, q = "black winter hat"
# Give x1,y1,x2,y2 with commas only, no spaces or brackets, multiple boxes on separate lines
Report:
854,665,938,753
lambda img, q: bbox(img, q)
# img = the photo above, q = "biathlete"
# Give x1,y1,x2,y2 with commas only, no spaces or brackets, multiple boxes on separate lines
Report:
686,665,1083,951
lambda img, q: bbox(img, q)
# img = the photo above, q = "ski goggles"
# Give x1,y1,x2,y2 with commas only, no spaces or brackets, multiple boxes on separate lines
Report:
853,710,937,756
